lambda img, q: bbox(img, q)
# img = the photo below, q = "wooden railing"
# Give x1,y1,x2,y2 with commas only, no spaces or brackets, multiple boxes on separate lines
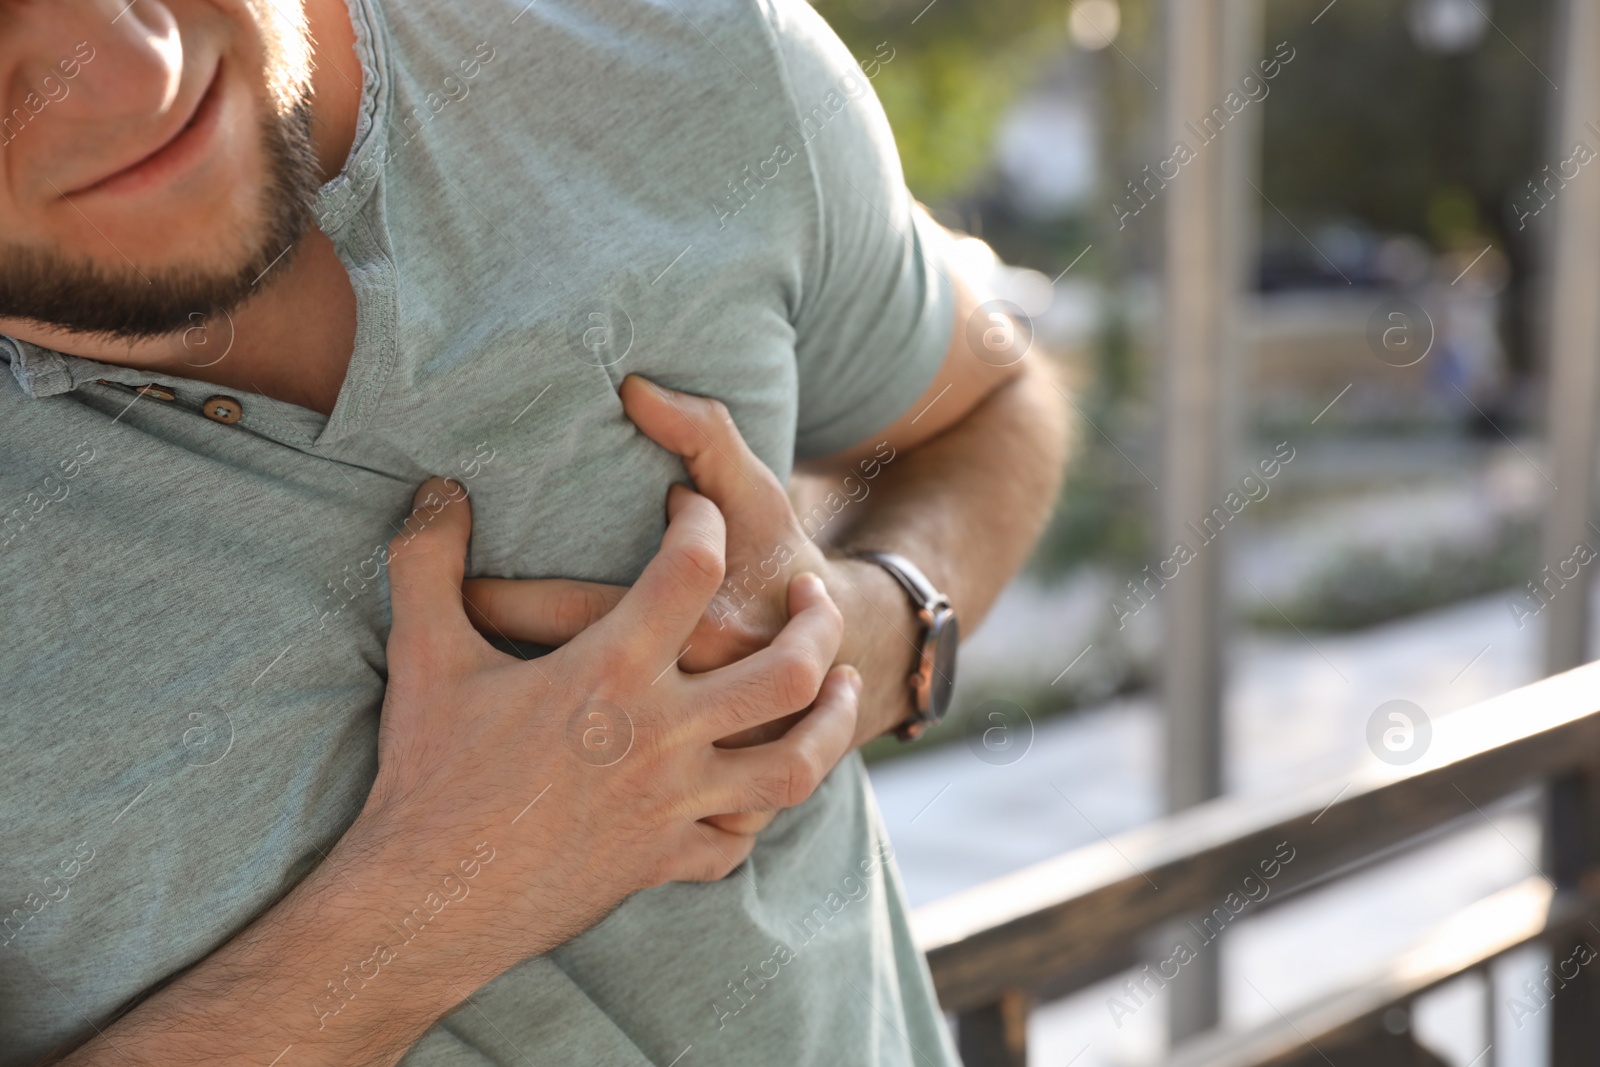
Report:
913,659,1600,1066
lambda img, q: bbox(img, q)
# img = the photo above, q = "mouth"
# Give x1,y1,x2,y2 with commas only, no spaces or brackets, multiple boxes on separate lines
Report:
62,62,224,198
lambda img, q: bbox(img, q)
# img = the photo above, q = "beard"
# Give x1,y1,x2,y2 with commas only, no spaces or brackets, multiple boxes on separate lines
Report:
0,96,323,342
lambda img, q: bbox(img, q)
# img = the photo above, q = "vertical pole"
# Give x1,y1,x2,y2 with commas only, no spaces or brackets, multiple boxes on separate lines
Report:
1159,0,1226,850
955,990,1029,1067
1160,0,1259,1045
1541,0,1600,676
1541,3,1600,1058
1219,0,1263,432
1544,768,1600,1065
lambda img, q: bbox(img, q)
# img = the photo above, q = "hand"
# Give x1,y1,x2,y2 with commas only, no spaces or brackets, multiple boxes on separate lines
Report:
463,380,836,680
617,377,861,670
354,477,862,971
462,377,919,832
612,377,916,746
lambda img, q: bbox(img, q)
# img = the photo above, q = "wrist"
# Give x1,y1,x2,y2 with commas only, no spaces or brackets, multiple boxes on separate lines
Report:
279,826,515,1055
336,816,522,968
825,555,919,745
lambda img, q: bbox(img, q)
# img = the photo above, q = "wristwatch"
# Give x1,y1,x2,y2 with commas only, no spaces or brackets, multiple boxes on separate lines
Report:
852,551,959,741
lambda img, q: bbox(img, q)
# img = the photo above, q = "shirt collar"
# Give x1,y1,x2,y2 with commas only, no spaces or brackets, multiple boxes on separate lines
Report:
3,336,86,399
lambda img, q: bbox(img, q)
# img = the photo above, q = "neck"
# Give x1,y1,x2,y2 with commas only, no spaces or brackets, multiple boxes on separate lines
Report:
165,229,361,417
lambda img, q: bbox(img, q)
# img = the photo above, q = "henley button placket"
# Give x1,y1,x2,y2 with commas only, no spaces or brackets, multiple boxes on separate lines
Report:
202,395,243,424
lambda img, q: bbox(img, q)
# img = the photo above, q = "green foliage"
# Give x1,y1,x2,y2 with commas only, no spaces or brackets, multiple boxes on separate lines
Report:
1029,291,1153,578
811,0,1072,200
868,45,1020,199
1029,412,1152,579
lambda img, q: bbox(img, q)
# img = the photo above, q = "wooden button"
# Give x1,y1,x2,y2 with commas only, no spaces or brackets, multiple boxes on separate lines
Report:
135,384,176,401
201,395,243,424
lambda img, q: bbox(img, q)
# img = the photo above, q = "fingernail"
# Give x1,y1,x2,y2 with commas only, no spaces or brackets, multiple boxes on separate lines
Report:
843,666,863,696
795,572,824,596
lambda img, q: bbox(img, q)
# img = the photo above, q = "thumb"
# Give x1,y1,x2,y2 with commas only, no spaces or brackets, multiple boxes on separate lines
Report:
385,477,478,649
462,577,627,646
620,375,785,516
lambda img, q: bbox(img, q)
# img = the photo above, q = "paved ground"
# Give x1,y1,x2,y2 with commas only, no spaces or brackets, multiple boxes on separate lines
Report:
868,578,1586,1066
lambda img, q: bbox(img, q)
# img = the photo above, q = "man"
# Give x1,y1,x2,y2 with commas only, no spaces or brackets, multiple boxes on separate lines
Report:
0,0,1065,1063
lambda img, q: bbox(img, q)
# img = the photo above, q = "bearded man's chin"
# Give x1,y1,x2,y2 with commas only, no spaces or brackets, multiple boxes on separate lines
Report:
0,99,322,344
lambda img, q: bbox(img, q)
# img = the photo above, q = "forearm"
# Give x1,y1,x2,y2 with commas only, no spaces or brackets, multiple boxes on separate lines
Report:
814,357,1069,744
54,825,514,1067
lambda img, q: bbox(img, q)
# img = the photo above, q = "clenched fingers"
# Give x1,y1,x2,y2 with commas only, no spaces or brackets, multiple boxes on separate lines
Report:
687,571,843,738
620,375,790,522
575,487,725,673
699,665,861,817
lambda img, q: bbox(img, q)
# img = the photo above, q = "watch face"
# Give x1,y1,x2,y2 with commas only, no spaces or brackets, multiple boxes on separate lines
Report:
927,611,959,722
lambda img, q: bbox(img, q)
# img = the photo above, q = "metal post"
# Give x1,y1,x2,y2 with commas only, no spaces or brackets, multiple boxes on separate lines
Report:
955,990,1029,1067
1540,6,1600,1057
1541,0,1600,676
1160,0,1227,843
1160,0,1259,1044
1544,767,1600,1064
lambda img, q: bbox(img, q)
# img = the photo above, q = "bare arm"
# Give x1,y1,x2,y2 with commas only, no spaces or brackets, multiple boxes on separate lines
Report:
612,268,1071,748
54,832,506,1066
808,346,1069,744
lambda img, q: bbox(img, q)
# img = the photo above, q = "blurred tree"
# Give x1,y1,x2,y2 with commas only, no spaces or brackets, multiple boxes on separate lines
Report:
1260,0,1551,377
810,0,1071,202
1261,0,1547,241
812,0,1164,580
811,0,1557,585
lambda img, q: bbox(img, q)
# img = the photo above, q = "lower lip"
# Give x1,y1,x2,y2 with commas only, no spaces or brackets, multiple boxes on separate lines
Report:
73,67,225,198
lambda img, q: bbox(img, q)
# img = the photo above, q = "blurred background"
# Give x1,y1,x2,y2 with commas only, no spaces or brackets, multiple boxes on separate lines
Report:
805,0,1600,1063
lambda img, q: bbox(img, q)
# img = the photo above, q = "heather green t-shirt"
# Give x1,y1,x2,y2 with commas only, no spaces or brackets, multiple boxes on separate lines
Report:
0,0,960,1064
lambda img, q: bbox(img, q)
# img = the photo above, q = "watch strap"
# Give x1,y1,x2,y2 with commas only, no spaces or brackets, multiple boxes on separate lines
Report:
851,550,956,742
852,550,948,614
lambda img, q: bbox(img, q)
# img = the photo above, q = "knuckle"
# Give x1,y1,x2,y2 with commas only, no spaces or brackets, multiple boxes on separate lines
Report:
758,750,821,809
769,650,823,711
553,585,607,636
385,524,422,561
668,536,725,595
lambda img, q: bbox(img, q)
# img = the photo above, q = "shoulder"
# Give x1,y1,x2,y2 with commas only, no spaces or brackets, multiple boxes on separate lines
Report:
368,0,875,125
371,0,787,86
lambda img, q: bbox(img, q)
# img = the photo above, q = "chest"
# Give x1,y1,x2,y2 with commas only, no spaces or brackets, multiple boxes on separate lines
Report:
0,233,804,1048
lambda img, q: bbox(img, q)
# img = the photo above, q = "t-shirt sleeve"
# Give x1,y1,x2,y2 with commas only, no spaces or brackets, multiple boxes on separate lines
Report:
761,0,957,460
